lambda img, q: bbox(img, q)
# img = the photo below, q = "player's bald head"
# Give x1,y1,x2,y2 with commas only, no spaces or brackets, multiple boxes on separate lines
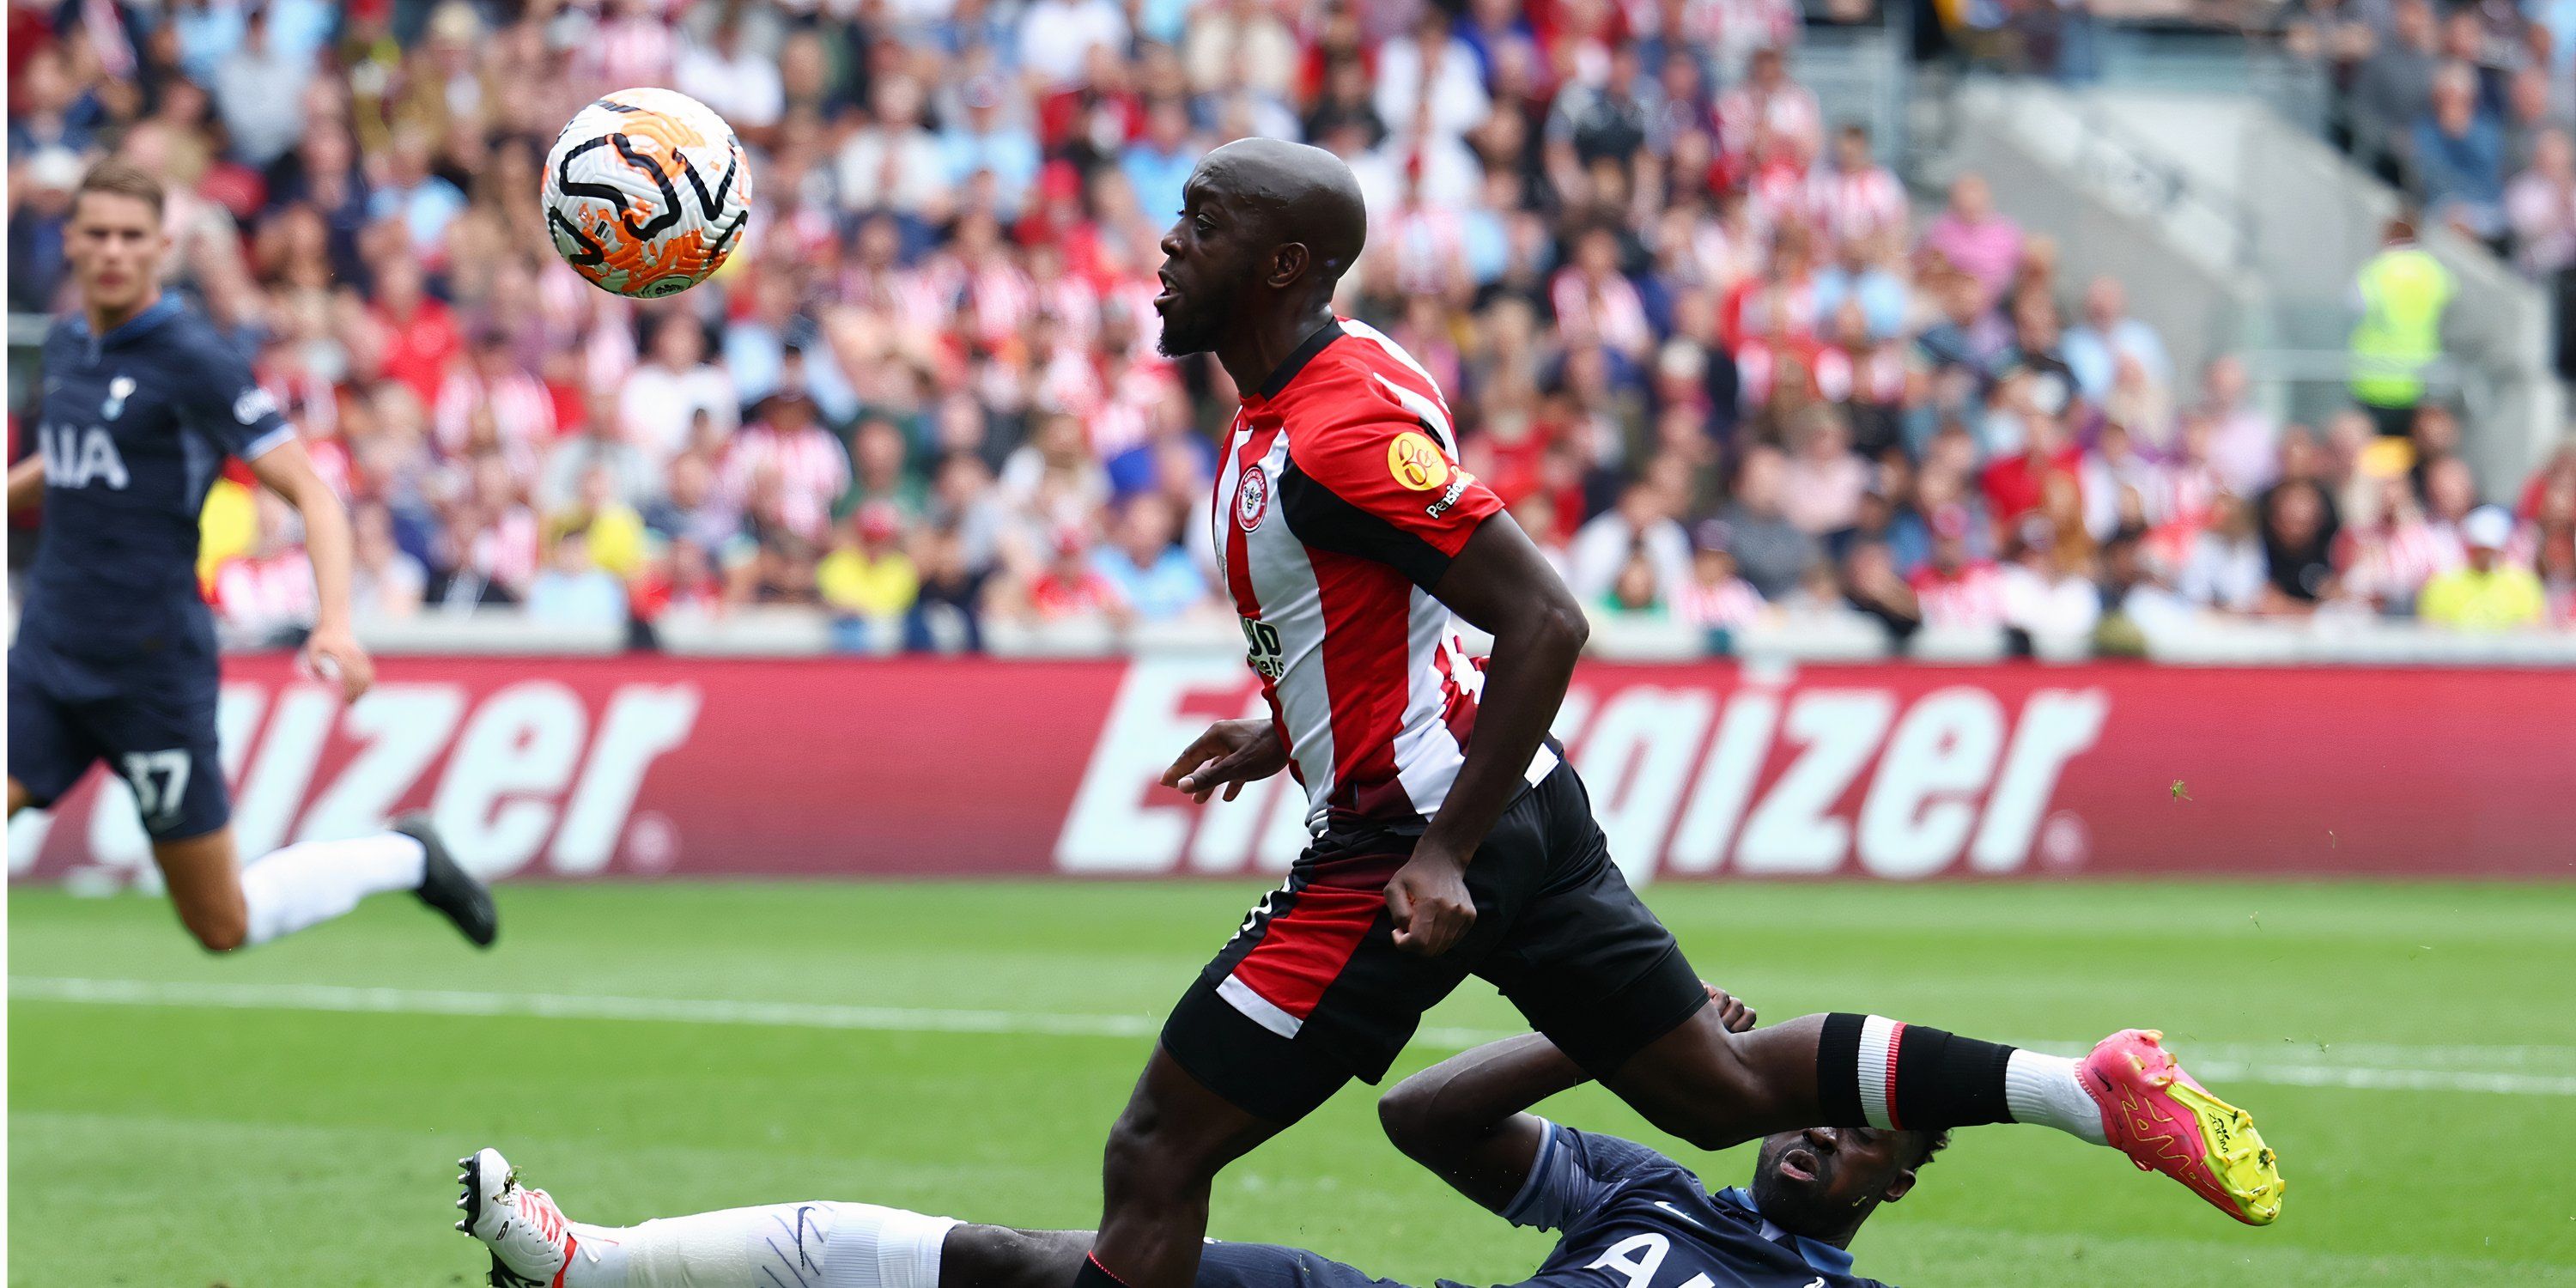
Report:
1189,137,1367,290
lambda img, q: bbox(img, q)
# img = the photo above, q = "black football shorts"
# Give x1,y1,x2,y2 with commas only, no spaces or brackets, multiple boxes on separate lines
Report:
1160,762,1709,1123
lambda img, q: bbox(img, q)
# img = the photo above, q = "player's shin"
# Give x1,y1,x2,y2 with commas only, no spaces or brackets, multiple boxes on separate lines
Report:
581,1202,952,1288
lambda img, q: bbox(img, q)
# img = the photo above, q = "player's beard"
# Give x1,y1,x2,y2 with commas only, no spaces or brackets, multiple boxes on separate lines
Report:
1156,278,1239,359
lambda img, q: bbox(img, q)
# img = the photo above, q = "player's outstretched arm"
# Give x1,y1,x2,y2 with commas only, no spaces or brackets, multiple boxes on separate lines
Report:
8,455,43,513
248,438,374,703
1379,985,1755,1215
1388,513,1588,957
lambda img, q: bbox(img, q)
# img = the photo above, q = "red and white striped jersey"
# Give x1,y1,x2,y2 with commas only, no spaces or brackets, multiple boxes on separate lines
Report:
1212,319,1558,837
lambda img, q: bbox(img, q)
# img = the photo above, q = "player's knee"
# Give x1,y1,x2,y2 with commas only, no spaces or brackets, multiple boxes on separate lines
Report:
181,906,250,953
6,778,29,816
1374,1083,1442,1160
1102,1097,1218,1201
1647,1036,1769,1151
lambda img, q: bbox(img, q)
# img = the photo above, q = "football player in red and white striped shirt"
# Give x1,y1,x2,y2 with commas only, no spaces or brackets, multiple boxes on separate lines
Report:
1074,142,2284,1288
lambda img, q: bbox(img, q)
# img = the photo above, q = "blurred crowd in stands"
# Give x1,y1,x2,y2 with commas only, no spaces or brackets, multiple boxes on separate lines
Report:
7,0,2573,655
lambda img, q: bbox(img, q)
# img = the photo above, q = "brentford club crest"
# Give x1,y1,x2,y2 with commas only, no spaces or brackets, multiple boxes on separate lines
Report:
1236,463,1271,531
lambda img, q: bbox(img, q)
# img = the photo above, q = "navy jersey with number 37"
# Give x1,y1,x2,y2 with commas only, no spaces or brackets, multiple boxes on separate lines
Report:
9,294,293,840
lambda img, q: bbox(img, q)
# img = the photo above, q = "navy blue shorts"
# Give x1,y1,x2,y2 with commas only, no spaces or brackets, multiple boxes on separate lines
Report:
9,639,230,841
1197,1243,1445,1288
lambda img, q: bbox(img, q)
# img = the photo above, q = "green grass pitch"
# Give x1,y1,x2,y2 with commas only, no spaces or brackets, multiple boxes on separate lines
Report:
10,880,2575,1286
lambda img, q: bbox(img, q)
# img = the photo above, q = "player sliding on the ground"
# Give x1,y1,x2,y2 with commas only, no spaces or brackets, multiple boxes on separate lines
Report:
469,988,1951,1288
1072,137,2279,1288
6,161,495,953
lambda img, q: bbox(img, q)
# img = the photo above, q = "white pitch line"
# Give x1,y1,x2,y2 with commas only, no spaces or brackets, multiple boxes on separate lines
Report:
15,976,2576,1097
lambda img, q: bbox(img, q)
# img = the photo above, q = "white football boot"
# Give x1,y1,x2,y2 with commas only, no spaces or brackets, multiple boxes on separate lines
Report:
457,1147,590,1287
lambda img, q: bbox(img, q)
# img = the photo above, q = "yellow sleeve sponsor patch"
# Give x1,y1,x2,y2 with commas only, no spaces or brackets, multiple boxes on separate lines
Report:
1388,431,1452,492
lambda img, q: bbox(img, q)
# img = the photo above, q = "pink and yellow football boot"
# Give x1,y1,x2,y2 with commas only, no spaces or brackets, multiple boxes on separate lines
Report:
2081,1029,2284,1225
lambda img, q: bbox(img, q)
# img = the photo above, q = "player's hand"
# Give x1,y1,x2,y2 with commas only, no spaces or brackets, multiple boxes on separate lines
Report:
1702,981,1756,1033
1162,719,1288,803
301,625,374,705
1386,848,1475,957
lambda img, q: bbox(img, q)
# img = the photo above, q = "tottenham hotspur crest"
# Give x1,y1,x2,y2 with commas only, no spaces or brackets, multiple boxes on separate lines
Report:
100,374,136,421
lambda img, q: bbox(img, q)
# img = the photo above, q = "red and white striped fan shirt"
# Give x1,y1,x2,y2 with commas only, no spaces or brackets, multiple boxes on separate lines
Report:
1212,319,1558,836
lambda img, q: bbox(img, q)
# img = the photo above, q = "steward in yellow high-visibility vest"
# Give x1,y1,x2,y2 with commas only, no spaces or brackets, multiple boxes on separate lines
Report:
2348,216,2453,435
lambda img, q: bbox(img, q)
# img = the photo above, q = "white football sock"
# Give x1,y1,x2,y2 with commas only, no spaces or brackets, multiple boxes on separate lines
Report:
554,1201,954,1288
238,832,428,946
2004,1049,2110,1145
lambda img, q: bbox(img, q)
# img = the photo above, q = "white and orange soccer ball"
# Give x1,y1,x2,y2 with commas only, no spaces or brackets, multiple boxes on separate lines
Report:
542,88,751,298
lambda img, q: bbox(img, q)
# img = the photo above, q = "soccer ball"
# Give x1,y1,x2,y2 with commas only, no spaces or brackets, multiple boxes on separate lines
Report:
543,88,751,299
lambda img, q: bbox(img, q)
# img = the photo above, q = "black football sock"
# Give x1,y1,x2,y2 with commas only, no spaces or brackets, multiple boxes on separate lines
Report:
1816,1013,2017,1131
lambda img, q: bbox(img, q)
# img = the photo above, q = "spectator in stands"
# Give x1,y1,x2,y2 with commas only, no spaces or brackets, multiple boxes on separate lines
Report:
1840,538,1923,641
2351,0,2442,178
2190,355,2276,495
210,3,311,169
818,503,921,635
1569,480,1693,605
675,15,785,148
1376,9,1489,148
1717,47,1821,168
7,147,78,311
1674,524,1767,631
2529,465,2576,624
433,328,556,459
1979,404,2080,531
349,503,428,624
2257,477,2342,611
942,75,1043,222
1810,125,1909,250
2506,126,2576,277
2420,505,2546,628
2097,528,2198,641
526,530,629,629
1922,173,2023,307
2414,63,2510,240
2060,276,2172,407
1916,268,2014,390
1018,0,1128,88
1091,494,1206,623
724,391,850,547
836,73,951,222
1780,406,1871,536
1121,98,1200,228
368,128,466,260
2179,492,2268,612
1998,521,2102,643
1546,43,1653,171
1810,227,1909,345
1716,446,1820,599
1908,505,2007,629
550,465,650,584
623,313,738,469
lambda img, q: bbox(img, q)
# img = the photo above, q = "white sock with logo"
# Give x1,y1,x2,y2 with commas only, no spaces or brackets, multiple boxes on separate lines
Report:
237,832,428,946
2004,1050,2110,1145
554,1201,953,1288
